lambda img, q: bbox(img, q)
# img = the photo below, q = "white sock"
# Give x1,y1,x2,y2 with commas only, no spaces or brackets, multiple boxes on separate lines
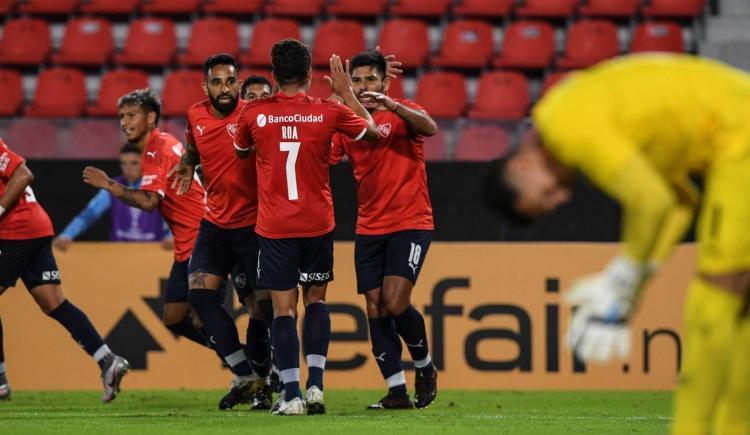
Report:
93,345,112,363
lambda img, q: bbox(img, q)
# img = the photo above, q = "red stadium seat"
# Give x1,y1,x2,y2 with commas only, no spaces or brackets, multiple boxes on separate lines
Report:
454,124,511,161
387,76,405,100
541,71,571,95
630,22,685,53
160,118,188,140
238,68,274,86
493,20,555,69
377,19,430,69
141,0,202,14
517,0,578,18
423,129,448,161
415,72,467,119
307,70,332,99
265,0,325,17
390,0,451,17
69,120,124,159
312,20,365,68
115,19,176,67
327,0,389,17
241,18,300,67
0,18,51,66
0,0,15,14
453,0,514,18
178,18,239,67
558,20,619,69
161,70,206,117
52,18,113,67
579,0,640,17
79,0,139,15
0,70,24,117
18,0,78,14
26,67,87,117
642,0,706,18
202,0,263,14
88,69,150,116
432,20,495,69
6,119,60,159
469,71,529,120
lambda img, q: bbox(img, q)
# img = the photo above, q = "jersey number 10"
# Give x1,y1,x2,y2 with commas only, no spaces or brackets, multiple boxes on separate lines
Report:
280,141,301,201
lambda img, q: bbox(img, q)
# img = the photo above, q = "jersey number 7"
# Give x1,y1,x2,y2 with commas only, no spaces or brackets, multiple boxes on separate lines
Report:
280,141,301,201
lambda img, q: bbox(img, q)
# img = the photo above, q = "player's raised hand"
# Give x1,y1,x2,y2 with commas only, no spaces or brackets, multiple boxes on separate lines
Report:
325,54,354,98
82,166,111,189
374,45,403,79
168,162,195,195
360,91,399,111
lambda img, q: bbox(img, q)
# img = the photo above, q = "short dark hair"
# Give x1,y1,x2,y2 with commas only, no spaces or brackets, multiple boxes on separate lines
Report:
241,75,273,98
484,156,532,226
117,88,161,126
271,38,312,86
119,143,141,155
350,50,387,80
204,53,238,79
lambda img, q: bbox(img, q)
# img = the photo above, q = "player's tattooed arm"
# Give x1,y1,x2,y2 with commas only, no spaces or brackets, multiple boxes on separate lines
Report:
82,166,160,212
360,92,437,137
181,140,200,167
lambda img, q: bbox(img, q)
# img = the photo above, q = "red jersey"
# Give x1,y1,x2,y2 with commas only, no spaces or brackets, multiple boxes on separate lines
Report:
186,99,257,229
235,92,370,239
139,129,204,261
331,100,434,235
0,138,54,240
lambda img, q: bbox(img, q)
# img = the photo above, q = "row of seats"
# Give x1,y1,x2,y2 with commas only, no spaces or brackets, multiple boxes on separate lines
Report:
0,67,551,120
0,17,687,69
0,0,707,18
0,117,514,161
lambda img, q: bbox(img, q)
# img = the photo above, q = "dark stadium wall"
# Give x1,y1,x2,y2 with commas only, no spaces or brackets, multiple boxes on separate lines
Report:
28,160,654,242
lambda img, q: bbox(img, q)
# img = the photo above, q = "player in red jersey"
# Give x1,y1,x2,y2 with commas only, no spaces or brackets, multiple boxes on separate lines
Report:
170,54,274,410
0,137,130,403
81,90,218,357
330,50,439,410
234,39,378,415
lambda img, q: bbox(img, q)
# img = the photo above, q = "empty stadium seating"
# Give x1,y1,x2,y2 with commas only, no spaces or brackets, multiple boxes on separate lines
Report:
265,0,326,17
141,0,202,15
390,0,452,18
432,20,495,69
453,0,514,18
558,20,620,68
469,71,529,120
26,67,87,118
579,0,640,18
88,70,150,117
115,19,176,67
161,70,208,117
493,21,555,69
630,22,685,53
377,19,430,69
178,17,240,67
202,0,263,14
454,124,511,161
0,18,51,66
415,72,467,119
541,71,571,95
642,0,707,18
52,18,113,67
327,0,389,17
0,0,14,14
241,18,300,67
0,70,24,117
312,20,366,68
423,129,448,161
79,0,139,15
307,70,332,99
517,0,578,18
18,0,78,14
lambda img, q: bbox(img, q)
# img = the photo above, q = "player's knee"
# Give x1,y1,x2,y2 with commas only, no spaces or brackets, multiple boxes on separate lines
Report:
32,285,65,314
384,298,409,317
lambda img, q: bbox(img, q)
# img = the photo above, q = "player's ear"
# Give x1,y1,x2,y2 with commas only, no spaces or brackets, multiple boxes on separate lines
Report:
202,81,209,97
382,76,391,94
146,110,157,128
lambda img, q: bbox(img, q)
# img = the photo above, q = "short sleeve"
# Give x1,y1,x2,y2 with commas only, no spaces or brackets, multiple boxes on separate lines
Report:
0,139,25,181
333,102,370,140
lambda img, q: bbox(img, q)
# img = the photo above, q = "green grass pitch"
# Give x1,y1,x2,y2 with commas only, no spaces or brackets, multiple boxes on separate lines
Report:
1,390,672,434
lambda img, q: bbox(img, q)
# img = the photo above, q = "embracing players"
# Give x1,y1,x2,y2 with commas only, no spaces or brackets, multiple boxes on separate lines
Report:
234,39,378,415
331,50,439,409
0,137,129,403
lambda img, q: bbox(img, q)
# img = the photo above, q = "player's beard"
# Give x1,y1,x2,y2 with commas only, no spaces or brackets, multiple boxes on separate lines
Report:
209,92,239,116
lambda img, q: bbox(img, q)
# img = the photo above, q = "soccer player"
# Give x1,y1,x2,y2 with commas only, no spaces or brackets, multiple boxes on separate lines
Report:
234,39,378,415
242,75,273,102
0,137,129,403
54,143,172,250
81,90,212,356
330,50,438,409
169,53,273,410
485,53,750,435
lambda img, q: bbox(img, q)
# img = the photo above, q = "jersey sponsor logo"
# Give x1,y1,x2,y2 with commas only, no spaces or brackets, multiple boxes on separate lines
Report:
146,151,157,158
378,123,392,138
196,125,206,136
41,270,61,281
256,114,267,128
226,123,239,139
0,152,9,172
141,174,157,186
259,114,324,126
172,143,184,157
299,271,331,283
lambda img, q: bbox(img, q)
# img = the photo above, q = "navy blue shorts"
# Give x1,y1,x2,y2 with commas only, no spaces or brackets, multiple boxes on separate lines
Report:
257,231,334,290
354,230,432,294
189,220,259,296
0,237,61,291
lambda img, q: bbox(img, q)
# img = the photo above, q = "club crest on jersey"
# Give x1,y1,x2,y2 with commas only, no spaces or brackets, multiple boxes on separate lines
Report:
378,123,392,138
0,152,9,172
226,123,239,138
257,114,267,128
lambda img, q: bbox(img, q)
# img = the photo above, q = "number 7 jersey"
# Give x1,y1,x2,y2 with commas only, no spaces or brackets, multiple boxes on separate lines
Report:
235,92,370,239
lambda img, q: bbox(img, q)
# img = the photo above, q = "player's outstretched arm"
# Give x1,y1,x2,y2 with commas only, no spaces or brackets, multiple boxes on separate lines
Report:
360,92,437,137
0,163,33,218
326,54,379,141
82,166,160,212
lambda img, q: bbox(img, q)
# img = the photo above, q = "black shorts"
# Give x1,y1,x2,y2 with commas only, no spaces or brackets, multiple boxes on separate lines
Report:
257,231,334,290
166,258,228,303
189,219,259,296
0,236,61,290
354,230,432,294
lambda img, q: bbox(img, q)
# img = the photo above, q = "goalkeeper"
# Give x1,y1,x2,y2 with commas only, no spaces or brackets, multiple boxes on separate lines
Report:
486,53,750,435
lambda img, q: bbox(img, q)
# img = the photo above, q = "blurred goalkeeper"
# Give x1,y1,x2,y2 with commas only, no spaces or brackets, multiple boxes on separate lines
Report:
486,53,750,435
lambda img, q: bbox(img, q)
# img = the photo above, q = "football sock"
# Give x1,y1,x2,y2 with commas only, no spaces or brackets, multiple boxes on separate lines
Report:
673,279,743,435
188,289,252,377
47,300,110,368
246,318,271,377
166,316,211,348
302,302,330,390
368,317,407,395
272,315,300,401
393,306,434,378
